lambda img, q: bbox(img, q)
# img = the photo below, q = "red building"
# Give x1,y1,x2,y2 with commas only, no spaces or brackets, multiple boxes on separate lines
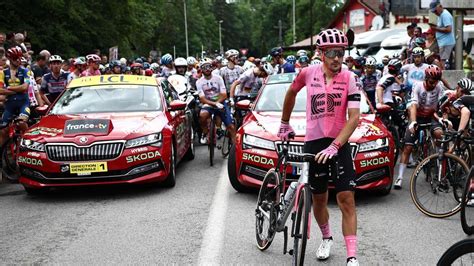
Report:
327,0,382,34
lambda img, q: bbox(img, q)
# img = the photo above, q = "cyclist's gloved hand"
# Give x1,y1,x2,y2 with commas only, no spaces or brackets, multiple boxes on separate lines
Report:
215,102,224,109
315,141,340,164
438,118,453,129
277,120,295,141
408,121,417,134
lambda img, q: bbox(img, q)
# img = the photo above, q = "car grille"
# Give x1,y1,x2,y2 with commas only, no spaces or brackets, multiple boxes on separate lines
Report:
350,144,359,159
276,142,304,162
46,142,124,162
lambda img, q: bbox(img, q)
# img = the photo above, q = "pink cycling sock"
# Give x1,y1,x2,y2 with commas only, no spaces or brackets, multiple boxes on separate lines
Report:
319,223,331,239
344,235,357,258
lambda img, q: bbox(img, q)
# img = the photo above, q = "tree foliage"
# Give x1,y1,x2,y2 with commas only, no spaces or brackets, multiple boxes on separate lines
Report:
0,0,343,59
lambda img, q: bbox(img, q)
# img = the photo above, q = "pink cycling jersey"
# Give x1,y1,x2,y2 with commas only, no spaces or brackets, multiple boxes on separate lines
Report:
291,65,361,141
81,69,101,77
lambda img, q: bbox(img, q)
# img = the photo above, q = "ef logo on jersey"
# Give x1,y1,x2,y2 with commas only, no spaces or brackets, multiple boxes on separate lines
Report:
310,93,342,118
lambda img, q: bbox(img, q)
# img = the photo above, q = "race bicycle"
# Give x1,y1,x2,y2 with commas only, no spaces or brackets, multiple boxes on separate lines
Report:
1,116,27,182
410,130,472,218
255,135,338,265
437,238,473,265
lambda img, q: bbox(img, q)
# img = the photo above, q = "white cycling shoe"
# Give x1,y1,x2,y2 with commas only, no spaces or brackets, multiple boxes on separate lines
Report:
347,257,359,266
199,136,207,145
394,178,403,190
316,237,333,260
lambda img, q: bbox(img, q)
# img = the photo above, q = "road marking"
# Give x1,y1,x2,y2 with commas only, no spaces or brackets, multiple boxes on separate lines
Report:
198,163,230,265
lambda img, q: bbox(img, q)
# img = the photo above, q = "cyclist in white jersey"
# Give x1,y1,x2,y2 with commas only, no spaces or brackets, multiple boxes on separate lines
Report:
219,49,243,95
400,47,429,94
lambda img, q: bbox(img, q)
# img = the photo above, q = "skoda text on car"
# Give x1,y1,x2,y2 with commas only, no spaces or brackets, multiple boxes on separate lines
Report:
228,73,395,194
18,75,194,193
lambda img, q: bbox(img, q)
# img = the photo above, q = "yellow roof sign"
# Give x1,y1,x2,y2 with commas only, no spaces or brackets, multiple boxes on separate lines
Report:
68,75,157,88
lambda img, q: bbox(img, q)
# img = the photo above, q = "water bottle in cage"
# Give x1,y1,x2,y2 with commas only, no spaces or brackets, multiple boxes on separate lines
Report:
284,181,298,205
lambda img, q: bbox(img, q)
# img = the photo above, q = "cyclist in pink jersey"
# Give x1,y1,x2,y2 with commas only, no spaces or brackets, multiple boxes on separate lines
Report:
278,29,361,266
81,54,101,77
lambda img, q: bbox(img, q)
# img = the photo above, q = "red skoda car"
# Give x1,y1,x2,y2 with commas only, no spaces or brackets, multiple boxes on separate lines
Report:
18,75,194,194
228,73,396,195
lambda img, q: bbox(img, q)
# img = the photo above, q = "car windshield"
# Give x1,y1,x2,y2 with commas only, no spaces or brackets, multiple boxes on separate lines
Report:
255,83,306,112
50,85,162,114
255,82,372,114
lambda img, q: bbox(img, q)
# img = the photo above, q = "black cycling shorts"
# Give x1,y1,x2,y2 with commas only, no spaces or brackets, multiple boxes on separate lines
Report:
304,138,356,194
403,117,442,146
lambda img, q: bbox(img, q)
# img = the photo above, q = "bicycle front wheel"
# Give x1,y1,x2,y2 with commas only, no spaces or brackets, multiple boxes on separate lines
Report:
255,169,280,251
410,153,470,218
1,137,20,182
437,239,474,266
461,168,474,235
292,184,312,266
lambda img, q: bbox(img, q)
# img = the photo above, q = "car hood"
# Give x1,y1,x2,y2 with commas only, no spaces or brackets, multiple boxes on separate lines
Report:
243,111,388,144
24,112,167,143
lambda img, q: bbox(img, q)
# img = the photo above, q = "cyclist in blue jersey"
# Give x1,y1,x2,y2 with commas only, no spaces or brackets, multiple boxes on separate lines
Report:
0,47,31,144
40,55,69,105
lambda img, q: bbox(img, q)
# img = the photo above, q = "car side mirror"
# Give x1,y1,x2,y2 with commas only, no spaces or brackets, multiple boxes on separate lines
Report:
236,99,251,110
169,100,187,111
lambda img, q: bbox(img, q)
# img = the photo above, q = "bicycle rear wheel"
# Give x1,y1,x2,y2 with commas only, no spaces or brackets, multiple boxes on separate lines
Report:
1,137,20,182
208,118,215,166
255,169,280,251
292,184,311,266
410,153,469,218
461,167,474,235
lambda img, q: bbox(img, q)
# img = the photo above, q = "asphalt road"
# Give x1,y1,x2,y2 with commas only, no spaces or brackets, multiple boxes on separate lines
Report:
0,144,470,265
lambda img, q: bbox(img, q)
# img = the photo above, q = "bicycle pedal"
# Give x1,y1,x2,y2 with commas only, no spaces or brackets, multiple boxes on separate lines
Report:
288,249,294,256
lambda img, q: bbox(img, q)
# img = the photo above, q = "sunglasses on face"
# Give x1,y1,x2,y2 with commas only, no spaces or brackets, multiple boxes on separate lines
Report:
323,49,345,59
201,65,212,71
425,77,439,85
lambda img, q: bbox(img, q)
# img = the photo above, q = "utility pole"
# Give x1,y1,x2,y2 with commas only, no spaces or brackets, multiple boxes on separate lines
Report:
219,20,223,55
183,0,189,57
278,19,283,46
292,0,296,44
310,0,313,55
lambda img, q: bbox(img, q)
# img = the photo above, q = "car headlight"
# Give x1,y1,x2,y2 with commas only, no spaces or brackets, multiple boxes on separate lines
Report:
125,133,162,148
358,138,388,152
20,139,45,152
243,134,275,150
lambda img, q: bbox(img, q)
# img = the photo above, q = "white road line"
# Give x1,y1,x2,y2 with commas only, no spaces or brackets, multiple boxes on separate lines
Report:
197,163,230,265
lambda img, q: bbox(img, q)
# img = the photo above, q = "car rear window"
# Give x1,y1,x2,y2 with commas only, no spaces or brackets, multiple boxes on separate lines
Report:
50,85,163,114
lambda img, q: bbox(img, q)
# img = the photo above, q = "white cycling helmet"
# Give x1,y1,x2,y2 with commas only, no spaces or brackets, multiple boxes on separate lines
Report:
458,78,473,94
119,57,127,65
225,49,239,59
261,62,274,75
297,49,307,57
150,63,160,71
365,56,377,67
174,57,187,67
187,56,197,66
199,58,213,68
49,55,63,63
310,59,322,65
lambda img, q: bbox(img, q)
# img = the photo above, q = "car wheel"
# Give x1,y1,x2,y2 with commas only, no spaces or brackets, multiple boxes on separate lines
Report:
162,143,176,188
376,176,393,196
228,144,252,193
184,127,195,161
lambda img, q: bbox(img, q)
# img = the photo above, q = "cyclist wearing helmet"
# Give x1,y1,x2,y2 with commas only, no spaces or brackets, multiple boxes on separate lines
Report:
269,46,285,73
186,57,197,78
352,56,365,77
160,53,174,78
82,54,101,77
67,57,86,83
109,60,122,75
280,55,296,73
41,55,69,105
439,78,473,131
279,29,361,266
296,55,310,72
130,63,144,76
196,58,236,145
361,57,381,108
229,62,273,104
174,57,188,76
219,49,243,94
211,56,224,76
344,56,354,70
400,47,429,94
395,65,445,189
376,59,403,109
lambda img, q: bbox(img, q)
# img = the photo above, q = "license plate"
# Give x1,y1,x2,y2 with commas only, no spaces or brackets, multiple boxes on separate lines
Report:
69,162,108,174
